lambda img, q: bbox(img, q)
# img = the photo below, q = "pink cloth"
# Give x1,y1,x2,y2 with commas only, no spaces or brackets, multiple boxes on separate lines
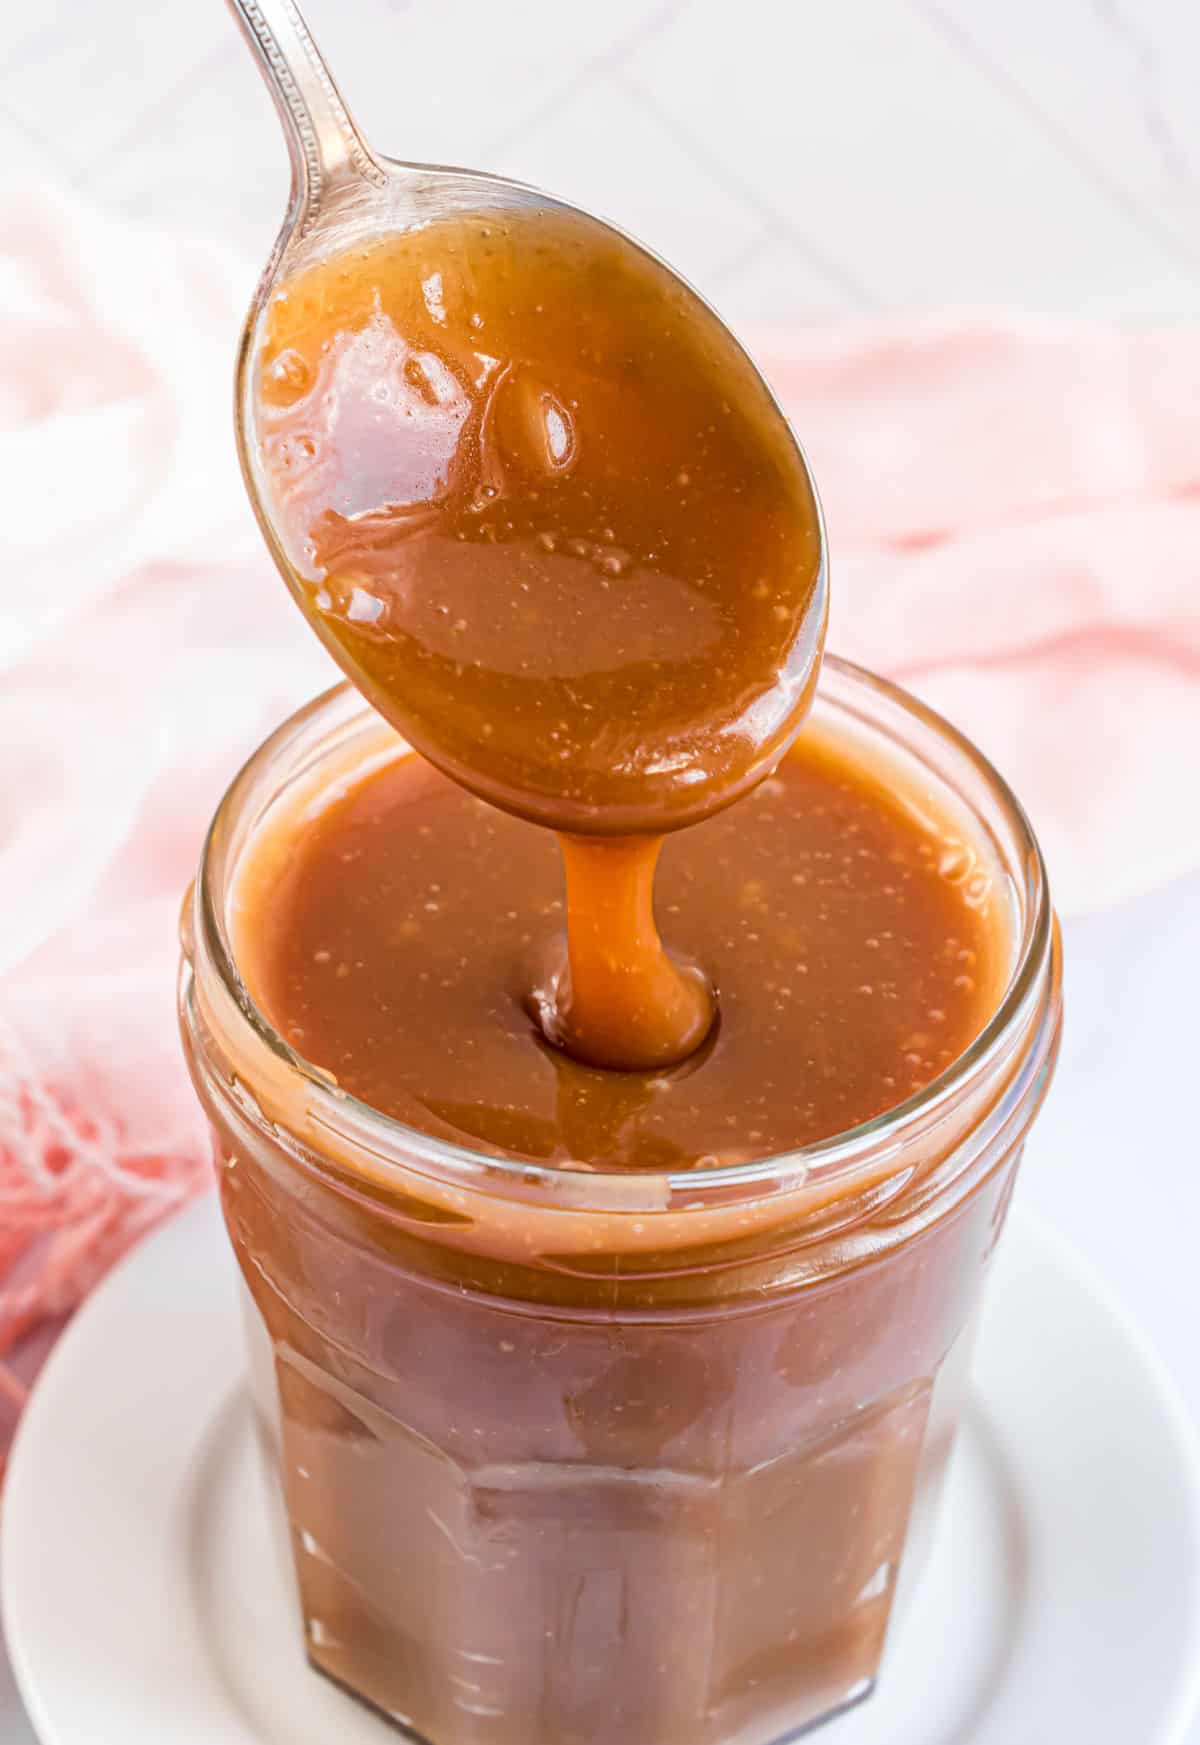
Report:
3,175,1200,1463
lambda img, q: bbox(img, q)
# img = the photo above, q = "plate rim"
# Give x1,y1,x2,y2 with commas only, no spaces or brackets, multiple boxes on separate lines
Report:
1004,1213,1200,1745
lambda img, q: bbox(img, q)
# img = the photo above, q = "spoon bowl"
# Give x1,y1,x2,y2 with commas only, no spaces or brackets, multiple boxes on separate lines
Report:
228,0,828,833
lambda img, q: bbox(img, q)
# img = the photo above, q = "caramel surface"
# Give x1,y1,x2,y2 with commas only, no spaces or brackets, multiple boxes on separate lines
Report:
244,729,996,1170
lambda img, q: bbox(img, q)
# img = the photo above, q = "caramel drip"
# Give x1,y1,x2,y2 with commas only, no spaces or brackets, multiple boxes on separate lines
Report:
530,835,715,1071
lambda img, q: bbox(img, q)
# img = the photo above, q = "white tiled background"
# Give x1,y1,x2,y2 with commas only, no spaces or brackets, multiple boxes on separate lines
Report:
4,0,1200,322
3,3,1200,1739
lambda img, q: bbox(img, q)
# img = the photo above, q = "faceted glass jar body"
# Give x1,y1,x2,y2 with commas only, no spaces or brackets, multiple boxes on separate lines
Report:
179,661,1062,1745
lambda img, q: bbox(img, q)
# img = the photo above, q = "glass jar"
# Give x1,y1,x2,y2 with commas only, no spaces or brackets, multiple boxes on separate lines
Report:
179,657,1061,1745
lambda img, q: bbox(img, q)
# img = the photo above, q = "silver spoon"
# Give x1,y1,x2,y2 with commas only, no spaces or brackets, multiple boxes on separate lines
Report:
224,0,828,831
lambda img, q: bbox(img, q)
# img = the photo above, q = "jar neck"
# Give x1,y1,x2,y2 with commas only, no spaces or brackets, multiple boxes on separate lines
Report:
179,662,1061,1285
181,906,1059,1296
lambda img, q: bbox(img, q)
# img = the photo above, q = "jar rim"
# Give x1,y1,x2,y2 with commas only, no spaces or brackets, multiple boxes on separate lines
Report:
188,656,1059,1212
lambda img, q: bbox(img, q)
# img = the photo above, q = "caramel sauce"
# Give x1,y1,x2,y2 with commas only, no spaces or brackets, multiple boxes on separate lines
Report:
243,733,996,1170
255,208,824,1067
216,190,1032,1745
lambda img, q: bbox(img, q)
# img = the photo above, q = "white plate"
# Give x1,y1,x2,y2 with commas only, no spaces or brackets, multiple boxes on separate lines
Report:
3,1193,1200,1745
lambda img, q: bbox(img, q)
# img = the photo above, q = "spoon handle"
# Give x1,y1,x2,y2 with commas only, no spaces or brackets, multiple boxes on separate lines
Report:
226,0,385,232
